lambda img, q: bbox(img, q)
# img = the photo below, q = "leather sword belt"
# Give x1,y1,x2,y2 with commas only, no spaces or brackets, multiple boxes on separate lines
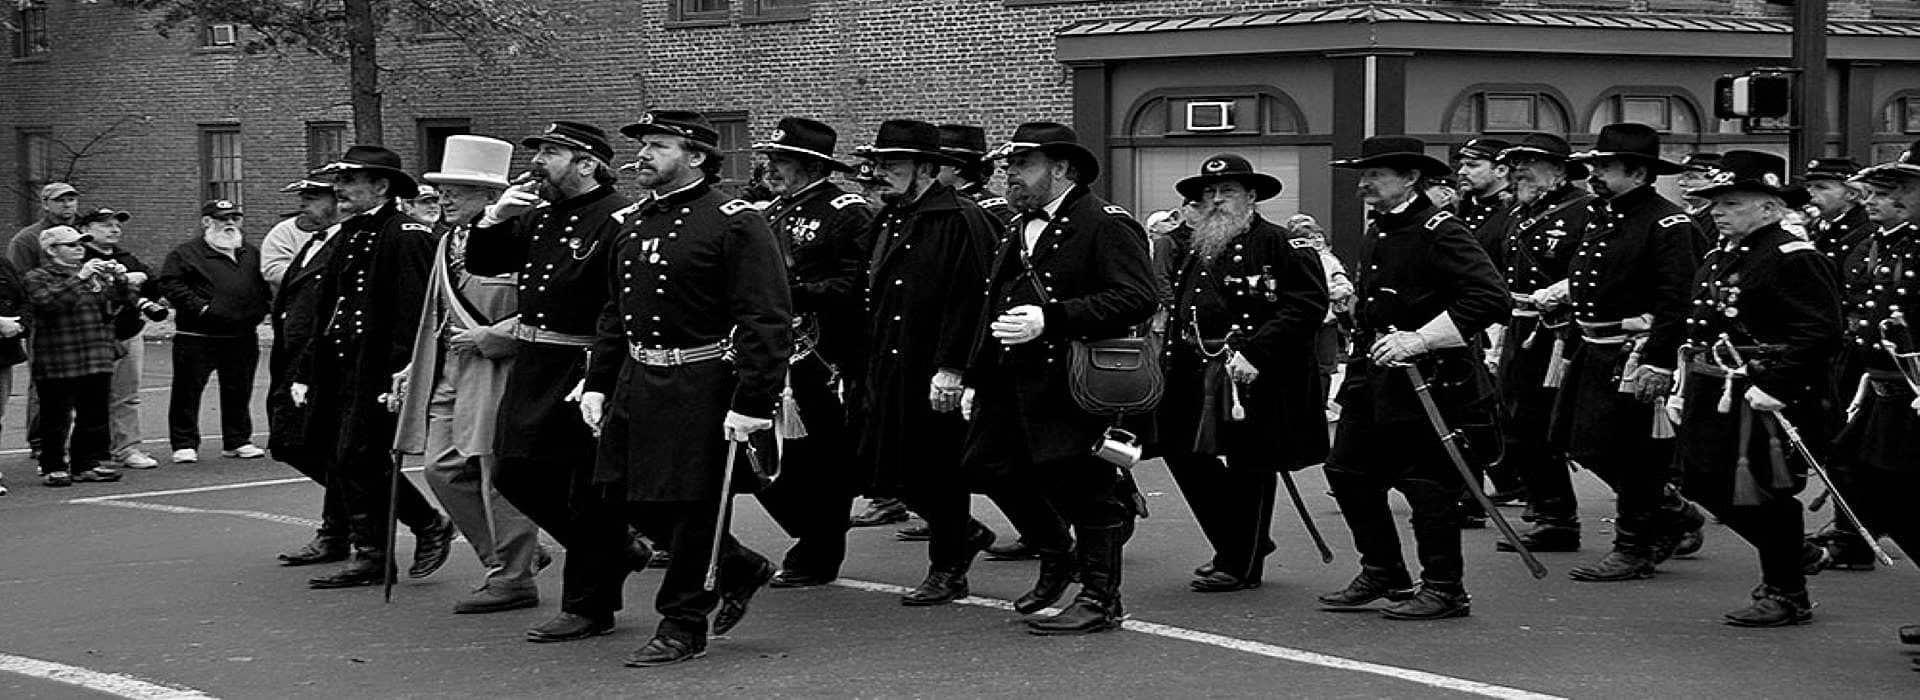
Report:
509,321,596,347
1684,345,1787,377
627,340,727,367
1510,293,1542,319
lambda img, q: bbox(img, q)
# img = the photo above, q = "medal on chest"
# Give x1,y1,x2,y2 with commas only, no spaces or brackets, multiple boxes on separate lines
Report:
787,217,821,246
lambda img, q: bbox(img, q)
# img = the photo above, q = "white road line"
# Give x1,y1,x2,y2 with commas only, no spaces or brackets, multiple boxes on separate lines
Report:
827,582,1560,699
0,652,218,699
65,475,1564,700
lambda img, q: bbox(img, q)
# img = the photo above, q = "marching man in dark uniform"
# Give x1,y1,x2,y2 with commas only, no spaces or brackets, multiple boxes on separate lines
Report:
579,109,791,667
1156,154,1327,593
963,122,1158,634
938,123,1014,224
292,145,457,589
1798,158,1876,501
1820,150,1920,576
1672,150,1841,626
267,180,348,567
1455,137,1515,255
1316,136,1509,620
466,121,642,642
1805,157,1873,259
748,117,873,588
1552,123,1707,582
856,119,1002,606
1490,134,1592,552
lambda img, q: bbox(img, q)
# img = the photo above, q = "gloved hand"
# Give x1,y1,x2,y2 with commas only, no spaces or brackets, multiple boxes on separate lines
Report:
580,391,606,434
1227,351,1260,384
290,383,309,407
1530,279,1571,310
564,379,585,403
990,305,1046,345
482,184,543,226
1627,365,1675,403
1369,331,1428,365
1745,385,1786,412
928,368,964,413
386,368,409,413
723,410,773,441
960,387,977,421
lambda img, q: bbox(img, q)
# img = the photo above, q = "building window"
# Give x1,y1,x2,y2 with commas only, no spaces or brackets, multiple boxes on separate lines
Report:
1883,92,1920,135
12,3,49,58
1446,90,1570,135
200,125,243,204
202,22,238,48
670,0,729,25
743,0,808,22
707,112,752,190
1587,92,1701,135
416,118,471,174
1126,92,1307,138
305,122,348,170
15,129,54,225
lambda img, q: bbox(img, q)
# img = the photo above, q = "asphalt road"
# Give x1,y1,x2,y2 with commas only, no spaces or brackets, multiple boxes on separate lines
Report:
1,341,1916,698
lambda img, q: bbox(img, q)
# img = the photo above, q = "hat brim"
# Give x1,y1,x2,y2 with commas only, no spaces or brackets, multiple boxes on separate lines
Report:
619,122,719,146
984,142,1100,184
852,145,968,167
1497,147,1589,178
1567,150,1687,176
1175,173,1283,202
1328,152,1451,178
311,162,420,199
521,135,610,161
1687,181,1811,208
421,172,511,188
754,142,855,172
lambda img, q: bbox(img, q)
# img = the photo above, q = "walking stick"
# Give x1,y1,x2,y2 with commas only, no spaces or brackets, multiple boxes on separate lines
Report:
1400,362,1549,579
1279,471,1334,563
383,449,404,603
704,438,742,592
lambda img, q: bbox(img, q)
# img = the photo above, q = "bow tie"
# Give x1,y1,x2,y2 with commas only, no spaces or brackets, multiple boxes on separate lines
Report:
1026,209,1051,222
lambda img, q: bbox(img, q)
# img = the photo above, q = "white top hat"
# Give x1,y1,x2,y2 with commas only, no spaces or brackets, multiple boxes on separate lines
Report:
423,135,514,188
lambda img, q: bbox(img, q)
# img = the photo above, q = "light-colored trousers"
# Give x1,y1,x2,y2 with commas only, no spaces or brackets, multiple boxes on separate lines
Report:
110,339,142,457
423,353,542,591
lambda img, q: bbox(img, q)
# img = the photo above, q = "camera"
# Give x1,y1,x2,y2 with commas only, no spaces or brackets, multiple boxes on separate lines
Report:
138,298,170,322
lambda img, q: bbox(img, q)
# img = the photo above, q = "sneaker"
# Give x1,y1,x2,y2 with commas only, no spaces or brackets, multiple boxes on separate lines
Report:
172,448,199,464
119,450,160,469
222,444,266,459
43,471,72,487
72,467,123,483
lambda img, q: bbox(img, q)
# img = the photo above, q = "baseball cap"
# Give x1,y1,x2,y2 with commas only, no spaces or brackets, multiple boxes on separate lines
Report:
38,225,91,248
40,182,78,199
76,208,131,226
201,199,244,217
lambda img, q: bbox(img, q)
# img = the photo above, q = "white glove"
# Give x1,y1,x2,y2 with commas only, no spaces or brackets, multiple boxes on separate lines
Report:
290,383,309,407
481,185,543,226
990,304,1046,345
386,368,409,413
1745,385,1785,412
0,316,21,338
1530,280,1570,310
723,410,773,441
928,368,964,413
564,379,585,403
580,391,606,434
960,387,977,421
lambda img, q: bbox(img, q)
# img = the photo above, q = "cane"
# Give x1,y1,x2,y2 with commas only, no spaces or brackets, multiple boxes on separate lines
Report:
704,438,743,592
383,449,404,603
1400,361,1549,579
1280,471,1334,563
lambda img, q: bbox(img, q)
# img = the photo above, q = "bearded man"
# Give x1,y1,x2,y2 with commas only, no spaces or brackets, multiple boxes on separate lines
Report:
157,199,272,464
1155,154,1327,593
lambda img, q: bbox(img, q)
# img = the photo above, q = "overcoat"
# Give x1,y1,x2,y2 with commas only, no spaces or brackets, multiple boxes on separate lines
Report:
769,179,873,374
961,186,1158,477
391,227,518,457
1833,222,1920,473
267,228,336,458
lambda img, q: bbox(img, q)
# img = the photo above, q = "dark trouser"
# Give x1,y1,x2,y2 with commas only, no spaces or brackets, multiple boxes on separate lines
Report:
267,339,344,540
1827,377,1920,560
627,499,770,645
331,442,441,548
996,456,1131,543
755,357,855,576
283,453,349,541
899,478,978,570
1677,372,1813,594
36,372,111,474
497,455,634,617
1500,318,1575,522
1823,468,1920,559
1326,463,1464,585
1164,453,1277,580
1562,343,1690,552
169,334,259,451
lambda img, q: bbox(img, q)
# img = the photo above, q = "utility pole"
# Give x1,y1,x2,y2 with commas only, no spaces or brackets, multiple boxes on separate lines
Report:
1790,0,1827,178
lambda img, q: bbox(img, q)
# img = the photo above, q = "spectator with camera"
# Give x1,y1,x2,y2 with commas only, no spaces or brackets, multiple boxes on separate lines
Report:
158,200,272,464
26,225,135,486
78,207,168,469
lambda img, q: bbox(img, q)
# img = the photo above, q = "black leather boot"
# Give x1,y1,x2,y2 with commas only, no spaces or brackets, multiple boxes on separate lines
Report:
409,516,457,579
278,535,349,566
1317,566,1415,610
900,568,969,606
1723,585,1812,627
1014,549,1076,614
1380,580,1472,620
1028,525,1125,635
1568,549,1657,581
308,546,392,589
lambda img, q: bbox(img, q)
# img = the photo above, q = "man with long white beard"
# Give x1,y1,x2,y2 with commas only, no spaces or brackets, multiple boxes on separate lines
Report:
157,200,272,464
1155,154,1327,593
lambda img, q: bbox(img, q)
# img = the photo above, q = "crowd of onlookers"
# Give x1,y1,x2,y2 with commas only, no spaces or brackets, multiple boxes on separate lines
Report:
1,181,442,491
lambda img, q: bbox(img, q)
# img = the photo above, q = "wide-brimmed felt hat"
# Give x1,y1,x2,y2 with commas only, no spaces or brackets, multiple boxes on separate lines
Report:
522,121,614,164
1569,123,1685,176
1454,137,1511,163
280,179,334,194
1686,150,1808,208
853,120,966,166
1680,152,1722,173
753,117,853,172
620,110,720,147
1176,153,1284,201
76,208,130,226
425,135,516,188
311,144,419,198
1497,133,1587,179
1330,135,1450,178
984,122,1100,184
937,124,990,163
1850,139,1920,186
1801,157,1863,183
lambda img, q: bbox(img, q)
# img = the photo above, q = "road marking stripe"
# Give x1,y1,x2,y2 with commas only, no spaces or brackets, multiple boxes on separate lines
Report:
827,581,1562,700
63,475,1563,700
0,652,217,699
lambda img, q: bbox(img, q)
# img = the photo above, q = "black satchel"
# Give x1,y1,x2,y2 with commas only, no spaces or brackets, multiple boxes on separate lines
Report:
1020,255,1164,416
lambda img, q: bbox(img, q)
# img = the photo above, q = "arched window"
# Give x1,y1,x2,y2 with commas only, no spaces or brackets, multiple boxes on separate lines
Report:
1874,91,1920,163
1586,89,1703,135
1443,86,1571,135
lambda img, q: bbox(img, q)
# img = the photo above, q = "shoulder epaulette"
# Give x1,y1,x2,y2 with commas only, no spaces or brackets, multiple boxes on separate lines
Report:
1779,240,1817,254
612,202,644,223
1658,214,1694,229
400,222,432,233
720,199,753,216
1103,204,1132,218
1423,211,1455,231
978,197,1008,209
1288,237,1315,249
830,193,866,210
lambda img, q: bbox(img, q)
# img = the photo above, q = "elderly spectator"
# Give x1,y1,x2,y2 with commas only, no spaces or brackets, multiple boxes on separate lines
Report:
77,208,165,470
400,183,443,226
158,199,272,464
261,180,341,292
26,225,134,486
10,181,82,458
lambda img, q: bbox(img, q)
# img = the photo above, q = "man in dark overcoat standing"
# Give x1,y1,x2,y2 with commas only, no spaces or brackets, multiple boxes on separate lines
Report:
1156,154,1327,593
267,180,349,567
963,122,1158,634
293,145,455,589
580,109,791,667
855,119,1003,606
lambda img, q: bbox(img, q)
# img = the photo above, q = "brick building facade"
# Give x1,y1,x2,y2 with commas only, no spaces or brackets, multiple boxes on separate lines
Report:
4,0,1920,262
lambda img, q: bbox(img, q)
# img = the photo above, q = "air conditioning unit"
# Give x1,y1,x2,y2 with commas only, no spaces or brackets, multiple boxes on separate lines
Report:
1186,101,1235,132
208,24,237,47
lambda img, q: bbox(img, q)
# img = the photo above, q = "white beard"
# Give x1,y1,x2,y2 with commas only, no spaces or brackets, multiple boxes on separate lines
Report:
1189,201,1254,261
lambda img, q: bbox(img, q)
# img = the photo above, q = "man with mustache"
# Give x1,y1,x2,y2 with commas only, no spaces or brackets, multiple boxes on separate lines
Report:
266,181,350,567
1454,138,1515,255
1488,133,1593,553
466,121,644,641
262,180,342,292
747,117,873,587
1156,154,1327,594
157,199,272,465
1318,136,1507,620
937,123,1013,225
579,109,791,666
292,145,457,590
1554,123,1708,583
